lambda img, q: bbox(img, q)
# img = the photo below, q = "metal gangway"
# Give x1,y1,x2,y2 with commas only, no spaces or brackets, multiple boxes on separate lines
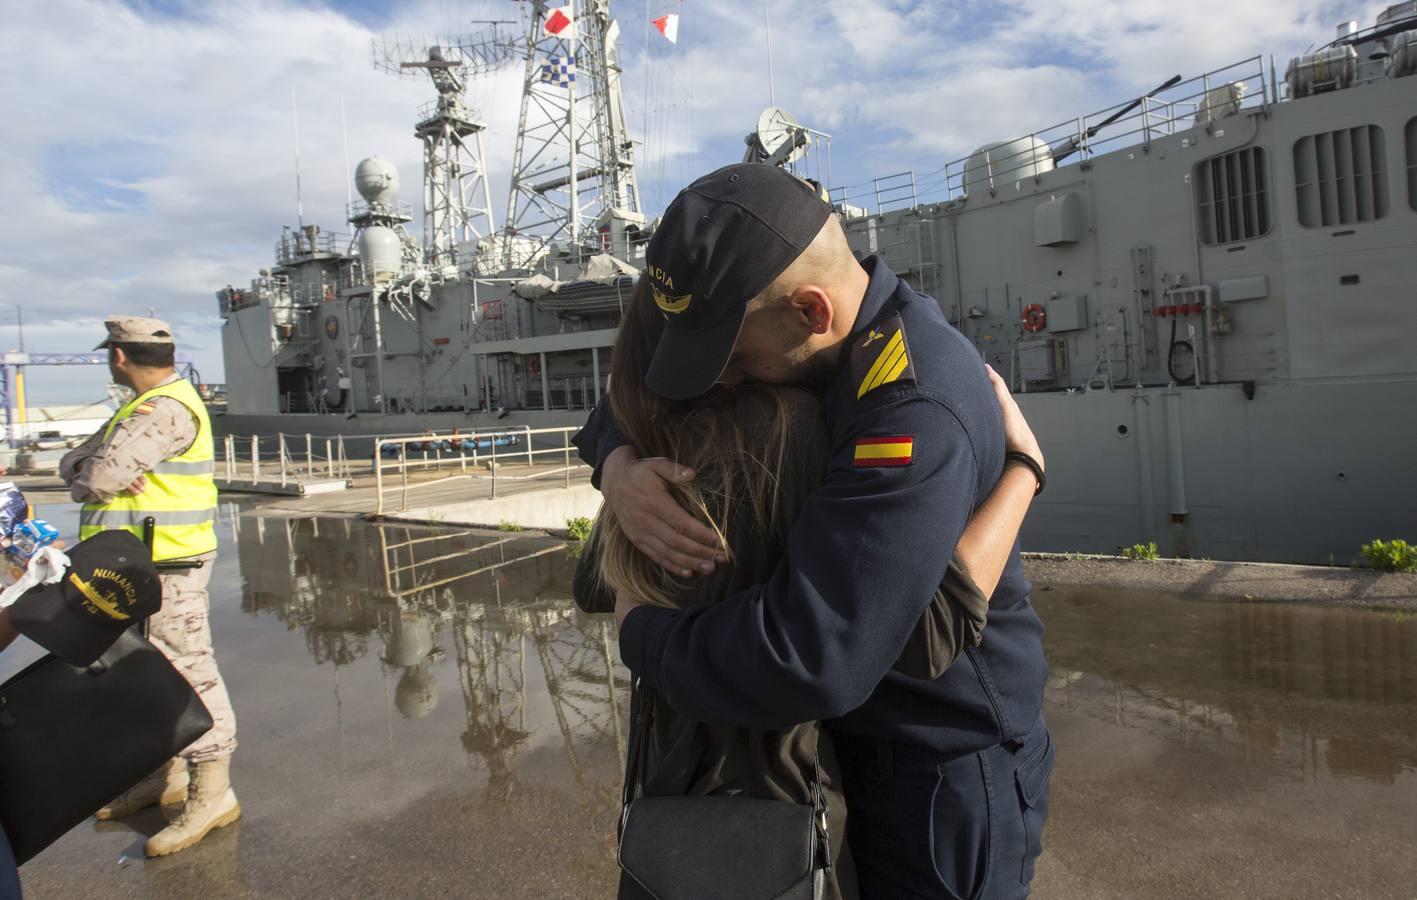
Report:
371,426,591,517
216,432,357,496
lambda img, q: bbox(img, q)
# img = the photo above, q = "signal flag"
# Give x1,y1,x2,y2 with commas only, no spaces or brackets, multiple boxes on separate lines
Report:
544,6,575,38
653,13,679,44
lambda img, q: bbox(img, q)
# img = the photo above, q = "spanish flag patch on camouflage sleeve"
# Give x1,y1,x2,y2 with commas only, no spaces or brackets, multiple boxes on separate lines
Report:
853,435,914,467
851,313,915,399
134,402,157,416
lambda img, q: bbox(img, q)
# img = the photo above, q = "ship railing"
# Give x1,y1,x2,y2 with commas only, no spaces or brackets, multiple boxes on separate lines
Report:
218,432,355,490
524,376,605,412
831,55,1270,214
379,389,483,416
288,280,340,306
346,199,414,222
341,260,366,288
372,426,590,517
274,230,352,265
491,229,652,274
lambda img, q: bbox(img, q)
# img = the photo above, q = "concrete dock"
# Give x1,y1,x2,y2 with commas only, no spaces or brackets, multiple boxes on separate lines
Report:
5,501,1414,899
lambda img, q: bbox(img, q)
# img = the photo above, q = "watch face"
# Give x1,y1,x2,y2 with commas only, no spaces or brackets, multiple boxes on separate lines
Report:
325,315,340,339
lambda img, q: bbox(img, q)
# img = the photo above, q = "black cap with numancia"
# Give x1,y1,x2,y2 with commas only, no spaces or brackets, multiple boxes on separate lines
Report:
7,531,161,667
643,164,833,400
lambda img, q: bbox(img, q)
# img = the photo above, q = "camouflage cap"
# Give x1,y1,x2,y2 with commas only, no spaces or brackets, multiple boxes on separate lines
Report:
94,315,174,350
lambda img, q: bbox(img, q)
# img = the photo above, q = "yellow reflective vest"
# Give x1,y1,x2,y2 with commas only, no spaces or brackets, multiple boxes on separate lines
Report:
79,377,217,561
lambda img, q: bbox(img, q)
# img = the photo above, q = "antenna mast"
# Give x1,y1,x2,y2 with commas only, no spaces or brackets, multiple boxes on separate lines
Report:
372,25,518,273
503,0,644,269
291,85,305,229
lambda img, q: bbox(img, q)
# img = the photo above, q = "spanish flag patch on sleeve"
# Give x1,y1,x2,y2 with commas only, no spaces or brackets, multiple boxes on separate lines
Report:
853,435,914,467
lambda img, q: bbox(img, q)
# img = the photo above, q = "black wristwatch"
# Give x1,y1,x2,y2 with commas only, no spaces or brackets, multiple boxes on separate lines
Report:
1005,451,1046,496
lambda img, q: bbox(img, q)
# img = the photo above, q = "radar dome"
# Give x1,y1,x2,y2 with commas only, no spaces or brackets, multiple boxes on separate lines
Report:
355,157,400,205
359,226,403,281
963,138,1055,196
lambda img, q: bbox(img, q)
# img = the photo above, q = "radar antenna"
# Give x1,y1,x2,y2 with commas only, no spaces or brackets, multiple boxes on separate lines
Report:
372,25,520,272
741,106,833,190
744,107,810,167
502,0,644,270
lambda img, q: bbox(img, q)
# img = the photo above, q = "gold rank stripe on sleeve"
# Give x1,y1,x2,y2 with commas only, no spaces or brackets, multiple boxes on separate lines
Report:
854,316,916,399
853,435,915,467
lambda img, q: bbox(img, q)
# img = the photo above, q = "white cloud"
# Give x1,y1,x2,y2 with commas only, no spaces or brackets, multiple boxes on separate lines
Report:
0,0,1381,403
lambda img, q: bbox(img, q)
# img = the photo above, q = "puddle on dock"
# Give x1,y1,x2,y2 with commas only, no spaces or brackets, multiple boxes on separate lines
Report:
14,507,1417,898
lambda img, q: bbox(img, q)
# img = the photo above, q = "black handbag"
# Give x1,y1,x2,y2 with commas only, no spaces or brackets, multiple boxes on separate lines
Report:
0,626,214,864
616,680,831,900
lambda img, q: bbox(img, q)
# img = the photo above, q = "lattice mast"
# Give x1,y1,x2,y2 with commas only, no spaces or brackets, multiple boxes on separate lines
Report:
503,0,643,269
373,29,517,271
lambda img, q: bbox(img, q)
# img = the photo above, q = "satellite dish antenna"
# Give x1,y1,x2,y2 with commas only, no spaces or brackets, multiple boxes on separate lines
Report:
756,107,808,164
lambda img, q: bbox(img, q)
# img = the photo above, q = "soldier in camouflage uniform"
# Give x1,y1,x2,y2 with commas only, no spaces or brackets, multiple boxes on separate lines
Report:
59,316,239,857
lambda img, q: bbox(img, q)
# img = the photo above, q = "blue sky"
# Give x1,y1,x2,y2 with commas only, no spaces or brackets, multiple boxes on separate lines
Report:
0,0,1378,406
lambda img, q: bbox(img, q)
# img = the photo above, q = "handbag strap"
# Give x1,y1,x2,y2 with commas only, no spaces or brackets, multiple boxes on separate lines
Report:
619,677,654,836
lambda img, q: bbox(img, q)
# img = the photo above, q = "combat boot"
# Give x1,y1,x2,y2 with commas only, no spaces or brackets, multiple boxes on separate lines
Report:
144,758,241,857
95,758,189,820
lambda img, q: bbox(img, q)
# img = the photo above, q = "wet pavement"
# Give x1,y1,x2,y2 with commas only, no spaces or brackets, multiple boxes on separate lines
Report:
8,503,1417,898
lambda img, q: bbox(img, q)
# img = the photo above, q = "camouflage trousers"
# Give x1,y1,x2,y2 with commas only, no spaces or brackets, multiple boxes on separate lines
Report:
147,554,237,764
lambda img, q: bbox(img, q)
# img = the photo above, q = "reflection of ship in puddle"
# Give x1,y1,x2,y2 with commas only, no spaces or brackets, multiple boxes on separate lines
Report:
234,514,627,805
1038,590,1417,785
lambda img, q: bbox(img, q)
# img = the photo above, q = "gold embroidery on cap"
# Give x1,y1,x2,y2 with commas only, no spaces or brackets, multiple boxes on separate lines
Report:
650,282,692,314
69,572,133,621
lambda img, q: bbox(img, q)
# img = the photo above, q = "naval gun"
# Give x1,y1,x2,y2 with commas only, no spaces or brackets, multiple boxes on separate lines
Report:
1050,74,1183,163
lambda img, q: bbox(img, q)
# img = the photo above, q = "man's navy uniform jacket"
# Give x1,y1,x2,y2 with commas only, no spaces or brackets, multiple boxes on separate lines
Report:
575,256,1048,755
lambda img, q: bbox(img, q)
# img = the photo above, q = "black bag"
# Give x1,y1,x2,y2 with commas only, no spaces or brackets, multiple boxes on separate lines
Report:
616,681,830,900
0,627,214,864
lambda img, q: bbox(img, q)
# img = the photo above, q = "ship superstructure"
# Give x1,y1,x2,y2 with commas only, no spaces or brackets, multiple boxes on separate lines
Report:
219,1,644,430
218,2,1417,563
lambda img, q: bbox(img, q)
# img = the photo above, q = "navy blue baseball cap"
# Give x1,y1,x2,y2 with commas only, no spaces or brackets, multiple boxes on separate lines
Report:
643,164,833,400
8,531,161,666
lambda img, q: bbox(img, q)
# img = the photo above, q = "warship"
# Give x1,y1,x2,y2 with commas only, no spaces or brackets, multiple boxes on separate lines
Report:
216,1,1417,564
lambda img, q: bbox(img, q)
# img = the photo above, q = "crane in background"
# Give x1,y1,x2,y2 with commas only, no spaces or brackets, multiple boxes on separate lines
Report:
0,351,202,449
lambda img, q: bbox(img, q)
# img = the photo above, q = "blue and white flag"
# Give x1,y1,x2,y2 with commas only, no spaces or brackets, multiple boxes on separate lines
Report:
540,56,576,87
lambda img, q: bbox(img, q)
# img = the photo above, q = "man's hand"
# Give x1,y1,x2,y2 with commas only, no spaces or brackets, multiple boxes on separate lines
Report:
602,446,726,578
125,474,148,495
614,592,645,629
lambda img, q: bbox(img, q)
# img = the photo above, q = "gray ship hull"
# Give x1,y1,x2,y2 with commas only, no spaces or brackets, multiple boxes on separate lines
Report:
218,372,1416,565
1016,378,1416,564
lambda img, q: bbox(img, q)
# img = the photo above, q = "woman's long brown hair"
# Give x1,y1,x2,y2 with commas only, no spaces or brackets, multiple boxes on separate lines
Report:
593,278,795,608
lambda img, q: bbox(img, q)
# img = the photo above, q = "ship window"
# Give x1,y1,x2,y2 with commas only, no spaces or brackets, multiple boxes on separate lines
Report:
1293,125,1389,227
1194,147,1271,244
1407,118,1417,211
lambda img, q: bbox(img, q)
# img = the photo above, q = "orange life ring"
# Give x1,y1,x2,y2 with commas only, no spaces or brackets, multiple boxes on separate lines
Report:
1021,303,1047,333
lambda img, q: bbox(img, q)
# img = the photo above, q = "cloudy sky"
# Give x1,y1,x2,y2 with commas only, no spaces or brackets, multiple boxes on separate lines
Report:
0,0,1378,405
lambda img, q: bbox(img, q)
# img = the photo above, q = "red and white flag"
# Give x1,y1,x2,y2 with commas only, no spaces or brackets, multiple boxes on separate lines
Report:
544,6,575,39
652,13,679,44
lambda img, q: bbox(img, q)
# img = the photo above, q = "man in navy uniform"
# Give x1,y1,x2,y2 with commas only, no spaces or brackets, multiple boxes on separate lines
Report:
575,164,1053,897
